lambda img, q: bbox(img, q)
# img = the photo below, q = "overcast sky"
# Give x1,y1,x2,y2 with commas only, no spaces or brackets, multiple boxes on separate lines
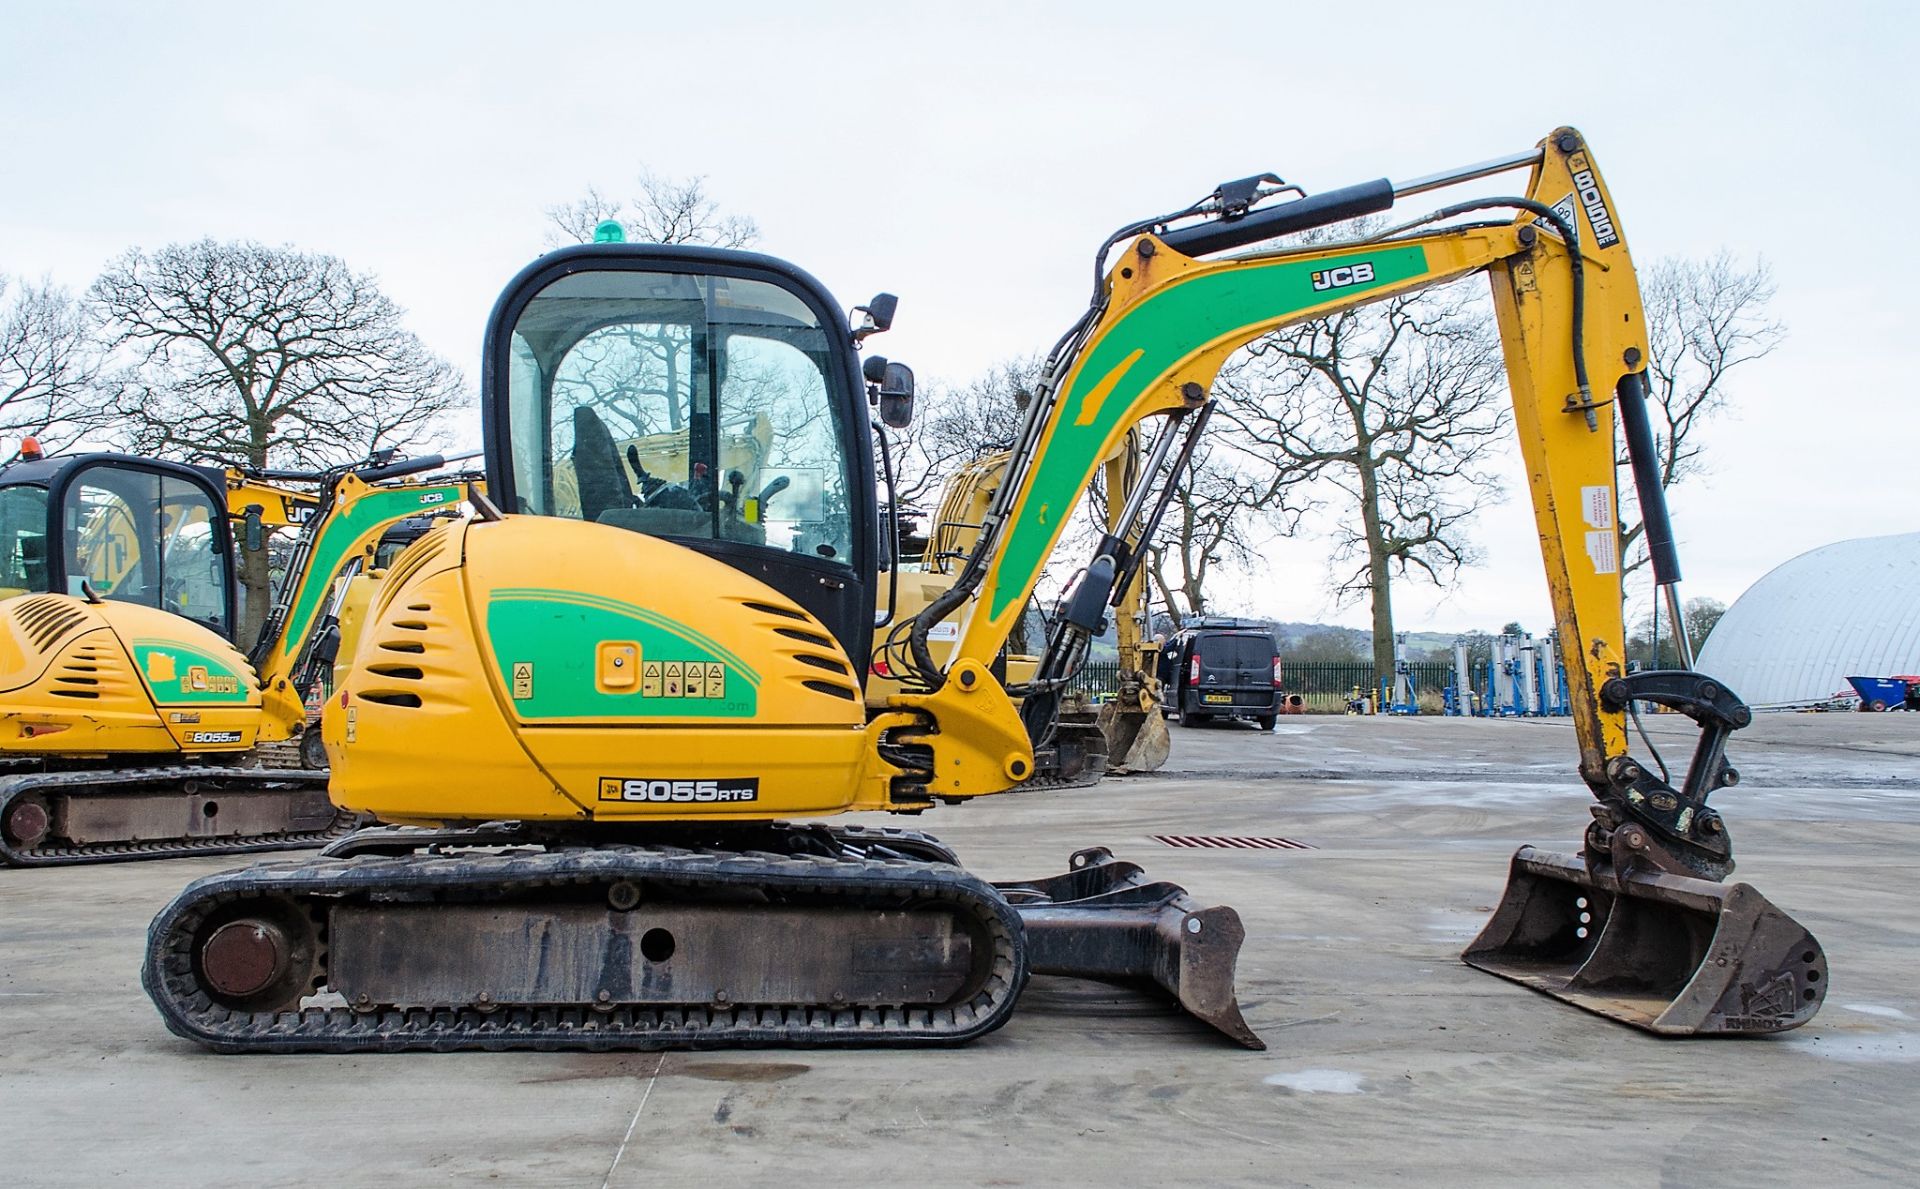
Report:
3,1,1912,634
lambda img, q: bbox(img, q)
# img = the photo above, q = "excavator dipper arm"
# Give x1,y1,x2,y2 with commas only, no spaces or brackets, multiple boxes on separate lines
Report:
892,127,1822,1035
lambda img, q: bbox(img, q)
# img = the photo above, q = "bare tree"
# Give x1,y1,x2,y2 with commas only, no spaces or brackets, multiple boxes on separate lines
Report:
1141,439,1299,627
1621,252,1783,576
89,239,466,637
0,275,103,449
886,354,1039,514
1222,281,1509,678
1628,596,1727,668
547,169,760,248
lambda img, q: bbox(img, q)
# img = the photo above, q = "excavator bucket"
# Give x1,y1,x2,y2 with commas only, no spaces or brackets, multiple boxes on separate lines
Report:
1463,845,1826,1035
996,847,1264,1049
1096,698,1171,773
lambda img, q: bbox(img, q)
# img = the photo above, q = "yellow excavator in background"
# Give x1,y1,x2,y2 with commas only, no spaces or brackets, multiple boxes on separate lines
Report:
0,448,481,865
146,127,1822,1053
874,432,1169,782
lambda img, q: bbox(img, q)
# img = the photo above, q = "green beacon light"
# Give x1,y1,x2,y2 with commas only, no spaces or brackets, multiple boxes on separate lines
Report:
592,220,627,244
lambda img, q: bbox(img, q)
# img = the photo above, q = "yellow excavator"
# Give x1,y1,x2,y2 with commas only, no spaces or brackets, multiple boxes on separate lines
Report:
877,430,1170,782
0,448,481,865
144,127,1822,1053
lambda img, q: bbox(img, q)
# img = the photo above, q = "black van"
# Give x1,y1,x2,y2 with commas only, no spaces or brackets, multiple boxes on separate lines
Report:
1157,619,1283,729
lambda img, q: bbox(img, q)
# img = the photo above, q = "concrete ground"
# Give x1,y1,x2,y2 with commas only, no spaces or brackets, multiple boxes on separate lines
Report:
3,712,1917,1187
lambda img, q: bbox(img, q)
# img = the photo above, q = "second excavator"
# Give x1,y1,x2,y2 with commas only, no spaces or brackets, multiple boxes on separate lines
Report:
0,449,480,864
145,126,1823,1052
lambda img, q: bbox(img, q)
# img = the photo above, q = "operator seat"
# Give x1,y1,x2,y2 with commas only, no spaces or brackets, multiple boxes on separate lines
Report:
570,406,635,523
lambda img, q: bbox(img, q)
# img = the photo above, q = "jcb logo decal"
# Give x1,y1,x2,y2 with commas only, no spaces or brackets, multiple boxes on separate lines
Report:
1311,261,1376,292
418,492,447,505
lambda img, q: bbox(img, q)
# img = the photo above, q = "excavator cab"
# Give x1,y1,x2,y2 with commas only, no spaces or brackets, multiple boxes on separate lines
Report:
0,453,235,638
484,247,877,668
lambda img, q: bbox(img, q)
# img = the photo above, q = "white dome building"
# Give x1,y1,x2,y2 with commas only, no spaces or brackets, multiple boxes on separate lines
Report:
1696,531,1920,709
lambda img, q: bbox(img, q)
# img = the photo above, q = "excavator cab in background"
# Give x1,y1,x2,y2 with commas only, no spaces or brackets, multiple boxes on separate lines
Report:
145,127,1822,1053
0,453,238,636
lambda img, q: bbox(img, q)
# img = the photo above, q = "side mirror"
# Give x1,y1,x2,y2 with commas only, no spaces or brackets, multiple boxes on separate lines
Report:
852,293,898,343
877,362,915,429
243,505,265,552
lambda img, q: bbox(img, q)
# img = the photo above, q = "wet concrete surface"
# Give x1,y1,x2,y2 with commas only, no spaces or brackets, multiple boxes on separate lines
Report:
2,712,1916,1186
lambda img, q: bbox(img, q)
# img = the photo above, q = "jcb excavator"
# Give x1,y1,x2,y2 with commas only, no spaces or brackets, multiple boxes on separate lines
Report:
144,127,1823,1053
0,449,480,865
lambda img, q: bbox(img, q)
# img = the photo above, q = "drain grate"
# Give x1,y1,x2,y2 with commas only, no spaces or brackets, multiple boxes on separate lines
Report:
1154,834,1314,850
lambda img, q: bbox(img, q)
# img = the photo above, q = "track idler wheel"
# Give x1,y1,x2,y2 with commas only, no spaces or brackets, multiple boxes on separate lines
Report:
3,795,51,847
193,899,321,1013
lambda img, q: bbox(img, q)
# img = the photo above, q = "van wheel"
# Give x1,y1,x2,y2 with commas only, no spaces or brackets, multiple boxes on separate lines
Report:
1179,709,1209,728
1257,714,1277,732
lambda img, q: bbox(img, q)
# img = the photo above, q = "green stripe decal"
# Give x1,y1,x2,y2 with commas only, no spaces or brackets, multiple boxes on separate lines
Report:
278,485,463,659
987,244,1429,620
487,589,760,719
131,638,253,705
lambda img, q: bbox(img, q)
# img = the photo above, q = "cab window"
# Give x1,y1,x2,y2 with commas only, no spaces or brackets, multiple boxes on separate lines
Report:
62,466,229,636
506,270,853,565
0,484,49,595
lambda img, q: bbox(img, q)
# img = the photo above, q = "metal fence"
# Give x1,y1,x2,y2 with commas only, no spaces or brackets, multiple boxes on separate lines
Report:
1064,658,1455,713
1280,661,1450,714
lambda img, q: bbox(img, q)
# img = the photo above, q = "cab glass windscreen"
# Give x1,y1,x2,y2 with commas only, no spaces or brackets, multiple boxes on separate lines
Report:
506,270,854,565
0,484,49,594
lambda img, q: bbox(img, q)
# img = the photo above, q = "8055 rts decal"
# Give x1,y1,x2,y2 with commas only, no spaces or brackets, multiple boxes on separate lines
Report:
597,776,760,804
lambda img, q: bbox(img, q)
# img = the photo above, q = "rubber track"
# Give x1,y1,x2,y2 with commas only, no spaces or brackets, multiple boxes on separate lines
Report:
143,844,1027,1053
0,766,354,867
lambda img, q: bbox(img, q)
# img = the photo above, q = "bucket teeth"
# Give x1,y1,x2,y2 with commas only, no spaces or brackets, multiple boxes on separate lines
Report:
996,847,1265,1050
1463,845,1825,1035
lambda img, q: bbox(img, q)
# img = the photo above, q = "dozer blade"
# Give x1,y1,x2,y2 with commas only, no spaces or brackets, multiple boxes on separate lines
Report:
995,847,1264,1049
1463,845,1826,1035
1096,699,1171,773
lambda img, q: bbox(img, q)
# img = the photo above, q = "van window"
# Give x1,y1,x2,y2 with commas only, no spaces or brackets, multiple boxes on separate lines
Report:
1199,634,1274,669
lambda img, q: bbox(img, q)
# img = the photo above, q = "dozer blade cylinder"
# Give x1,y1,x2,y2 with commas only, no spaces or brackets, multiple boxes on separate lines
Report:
1462,846,1826,1035
996,848,1264,1049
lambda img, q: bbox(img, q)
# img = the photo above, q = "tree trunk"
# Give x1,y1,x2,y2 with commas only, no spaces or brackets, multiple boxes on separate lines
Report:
1358,461,1395,681
240,419,273,650
239,542,272,651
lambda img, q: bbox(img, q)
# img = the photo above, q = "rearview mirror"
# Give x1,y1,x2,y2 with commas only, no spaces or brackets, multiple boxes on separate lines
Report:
877,362,915,429
243,506,265,552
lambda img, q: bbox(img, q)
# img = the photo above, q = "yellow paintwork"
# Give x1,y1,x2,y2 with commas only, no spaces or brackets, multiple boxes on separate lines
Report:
0,599,263,754
329,127,1651,825
327,516,909,822
224,475,320,529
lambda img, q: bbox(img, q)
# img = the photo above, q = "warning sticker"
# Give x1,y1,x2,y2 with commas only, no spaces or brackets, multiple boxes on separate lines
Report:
511,662,533,700
1550,193,1580,246
642,661,662,697
1581,485,1614,529
664,661,683,698
1586,530,1619,575
704,662,724,699
685,663,706,698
